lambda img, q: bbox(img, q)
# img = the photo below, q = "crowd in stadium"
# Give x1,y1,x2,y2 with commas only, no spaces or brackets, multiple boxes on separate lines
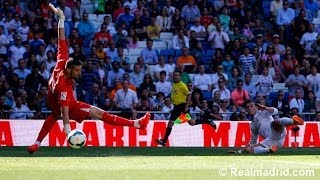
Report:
0,0,320,121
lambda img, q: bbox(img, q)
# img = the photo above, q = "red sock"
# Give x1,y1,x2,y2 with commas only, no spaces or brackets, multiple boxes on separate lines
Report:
102,112,134,127
36,114,58,142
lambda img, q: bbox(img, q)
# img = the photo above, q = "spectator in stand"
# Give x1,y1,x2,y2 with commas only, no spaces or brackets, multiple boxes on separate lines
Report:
176,47,197,73
73,0,86,22
193,65,213,92
9,96,33,119
189,30,199,52
8,35,26,70
243,73,257,100
130,63,145,89
131,10,147,40
200,8,212,28
13,58,31,80
81,60,100,91
114,46,130,71
138,88,156,109
107,61,125,88
181,0,200,24
289,88,305,113
132,0,145,15
126,28,139,49
140,39,158,65
227,66,243,91
0,57,9,77
212,78,231,106
162,96,174,119
148,0,161,18
305,0,319,18
276,1,295,42
155,71,172,97
93,24,113,48
304,90,317,113
172,29,189,50
139,74,156,97
156,8,171,32
189,17,206,41
212,91,222,108
104,42,118,61
314,111,320,121
29,85,49,112
71,78,85,102
69,44,85,61
136,96,154,119
285,65,308,97
170,9,182,33
69,28,83,48
256,66,273,97
231,79,250,108
306,65,320,111
0,26,9,60
219,98,230,120
114,80,138,119
271,90,290,117
5,90,15,108
154,56,173,81
208,22,230,50
300,23,318,55
211,65,229,89
84,83,105,109
113,0,125,21
77,13,95,47
238,46,256,75
280,51,299,77
261,44,280,68
25,66,45,95
118,6,134,30
0,95,12,119
147,17,161,40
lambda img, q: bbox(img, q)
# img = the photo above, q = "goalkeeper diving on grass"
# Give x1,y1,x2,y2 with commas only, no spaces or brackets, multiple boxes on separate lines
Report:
228,101,304,154
27,3,150,154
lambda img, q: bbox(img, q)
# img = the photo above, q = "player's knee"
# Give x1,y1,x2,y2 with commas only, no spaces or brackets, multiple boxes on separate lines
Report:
168,120,174,127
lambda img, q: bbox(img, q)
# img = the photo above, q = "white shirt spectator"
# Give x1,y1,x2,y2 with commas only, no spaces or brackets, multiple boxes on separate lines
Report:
154,64,173,81
16,25,30,42
211,73,229,89
300,31,318,54
155,81,172,97
257,75,273,96
8,45,26,69
9,105,34,119
193,73,213,91
189,25,206,41
0,34,9,55
208,31,230,50
140,48,158,65
212,87,231,101
115,89,138,109
289,98,305,113
172,35,189,50
306,72,320,100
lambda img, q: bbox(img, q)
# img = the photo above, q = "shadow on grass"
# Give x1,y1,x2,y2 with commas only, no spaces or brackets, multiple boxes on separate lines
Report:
0,147,319,157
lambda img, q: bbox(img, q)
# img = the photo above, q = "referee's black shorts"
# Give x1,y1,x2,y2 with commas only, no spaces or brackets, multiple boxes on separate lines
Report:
169,103,186,121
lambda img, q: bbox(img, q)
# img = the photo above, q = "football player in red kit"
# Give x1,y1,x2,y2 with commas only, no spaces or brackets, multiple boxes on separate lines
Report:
27,4,150,154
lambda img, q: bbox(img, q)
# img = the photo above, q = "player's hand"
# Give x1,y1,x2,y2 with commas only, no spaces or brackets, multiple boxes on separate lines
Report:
48,3,65,20
256,103,266,110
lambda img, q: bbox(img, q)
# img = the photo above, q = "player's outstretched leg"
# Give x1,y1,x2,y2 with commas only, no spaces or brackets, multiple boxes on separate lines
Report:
89,106,150,129
273,116,304,128
27,114,59,154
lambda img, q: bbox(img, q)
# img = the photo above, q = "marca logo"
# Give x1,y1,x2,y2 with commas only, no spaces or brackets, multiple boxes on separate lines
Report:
60,92,67,100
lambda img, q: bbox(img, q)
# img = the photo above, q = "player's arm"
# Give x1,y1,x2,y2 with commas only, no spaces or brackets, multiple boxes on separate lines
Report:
256,103,278,115
60,106,71,135
48,3,68,63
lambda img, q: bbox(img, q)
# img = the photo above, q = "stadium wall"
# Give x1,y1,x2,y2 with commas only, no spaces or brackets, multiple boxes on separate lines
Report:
0,120,319,147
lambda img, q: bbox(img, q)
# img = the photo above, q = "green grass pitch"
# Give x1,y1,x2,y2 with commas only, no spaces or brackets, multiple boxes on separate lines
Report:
0,147,319,180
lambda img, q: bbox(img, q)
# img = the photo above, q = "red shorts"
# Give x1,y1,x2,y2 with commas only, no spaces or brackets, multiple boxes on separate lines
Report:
47,92,91,123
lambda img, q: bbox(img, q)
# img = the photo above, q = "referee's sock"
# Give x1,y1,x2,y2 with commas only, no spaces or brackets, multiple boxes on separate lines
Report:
163,127,172,143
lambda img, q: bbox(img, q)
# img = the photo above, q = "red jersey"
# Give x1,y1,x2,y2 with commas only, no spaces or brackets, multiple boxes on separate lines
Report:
48,40,77,115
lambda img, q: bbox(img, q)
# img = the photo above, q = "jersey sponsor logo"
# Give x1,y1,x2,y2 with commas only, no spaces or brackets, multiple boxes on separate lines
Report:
60,92,67,100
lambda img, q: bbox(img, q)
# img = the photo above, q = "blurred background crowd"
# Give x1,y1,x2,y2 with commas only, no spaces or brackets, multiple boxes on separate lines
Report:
0,0,320,121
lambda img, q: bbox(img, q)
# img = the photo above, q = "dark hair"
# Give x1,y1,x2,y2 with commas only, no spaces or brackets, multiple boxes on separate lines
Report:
160,70,167,76
65,58,83,69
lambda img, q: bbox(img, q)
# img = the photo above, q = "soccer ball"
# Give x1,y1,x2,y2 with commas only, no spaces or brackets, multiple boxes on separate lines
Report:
67,129,86,149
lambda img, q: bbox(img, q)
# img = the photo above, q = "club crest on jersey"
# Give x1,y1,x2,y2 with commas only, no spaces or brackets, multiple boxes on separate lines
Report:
60,92,67,100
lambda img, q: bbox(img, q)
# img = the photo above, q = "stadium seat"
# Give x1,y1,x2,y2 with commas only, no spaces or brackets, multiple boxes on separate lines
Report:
129,48,142,56
202,42,209,50
202,91,212,100
88,13,98,22
272,83,288,92
82,3,95,14
269,92,278,101
160,32,174,40
138,41,147,48
206,50,215,57
175,49,182,56
159,49,174,56
312,18,320,25
153,41,167,50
